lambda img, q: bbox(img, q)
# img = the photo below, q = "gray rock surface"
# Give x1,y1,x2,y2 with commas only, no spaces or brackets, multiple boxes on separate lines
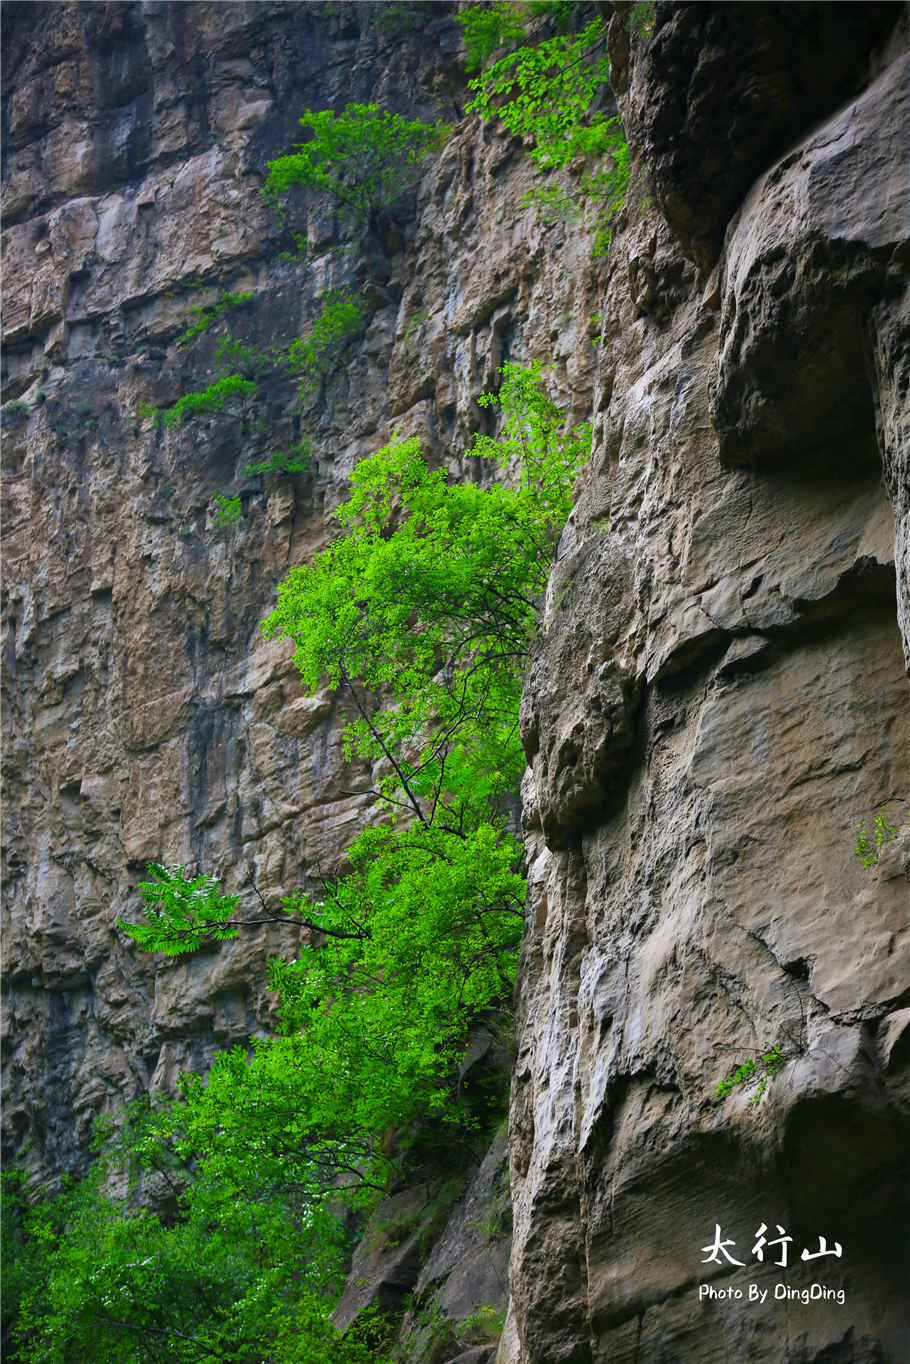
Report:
505,7,910,1362
608,0,903,269
332,1130,510,1360
1,2,601,1183
3,4,910,1364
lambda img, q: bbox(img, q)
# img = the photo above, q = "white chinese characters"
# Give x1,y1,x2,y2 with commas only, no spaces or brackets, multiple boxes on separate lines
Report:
701,1225,842,1267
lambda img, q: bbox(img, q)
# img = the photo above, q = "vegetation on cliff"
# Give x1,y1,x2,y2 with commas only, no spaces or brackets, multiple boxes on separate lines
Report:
4,8,616,1360
262,103,447,234
4,364,589,1363
458,0,630,254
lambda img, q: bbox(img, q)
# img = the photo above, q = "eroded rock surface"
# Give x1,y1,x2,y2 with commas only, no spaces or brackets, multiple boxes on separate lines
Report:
3,4,910,1364
507,6,910,1362
1,1,601,1183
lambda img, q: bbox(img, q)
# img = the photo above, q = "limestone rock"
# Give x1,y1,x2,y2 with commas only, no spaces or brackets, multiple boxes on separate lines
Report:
1,2,602,1185
509,11,910,1362
610,0,903,269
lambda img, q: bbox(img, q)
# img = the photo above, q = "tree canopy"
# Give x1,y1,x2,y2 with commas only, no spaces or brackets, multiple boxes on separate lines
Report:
10,365,590,1364
263,103,446,232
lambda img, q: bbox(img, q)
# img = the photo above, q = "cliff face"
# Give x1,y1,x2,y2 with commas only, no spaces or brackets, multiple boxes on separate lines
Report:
508,5,910,1362
1,0,599,1184
2,3,909,1363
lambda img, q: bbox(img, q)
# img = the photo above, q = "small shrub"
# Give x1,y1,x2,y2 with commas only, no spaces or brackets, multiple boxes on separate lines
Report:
375,1,436,36
3,399,29,419
144,375,259,428
715,1046,788,1106
403,311,429,346
479,1202,512,1240
459,1304,506,1343
855,806,899,868
180,289,255,347
456,1,528,70
212,493,243,527
628,1,656,40
370,1207,421,1251
243,441,312,478
282,291,364,392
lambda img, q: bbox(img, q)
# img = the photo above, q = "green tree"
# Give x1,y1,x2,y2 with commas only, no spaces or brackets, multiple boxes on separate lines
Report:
122,364,589,1177
457,0,529,69
456,2,579,72
263,103,446,233
6,1155,391,1364
464,16,611,169
461,6,630,254
10,366,589,1364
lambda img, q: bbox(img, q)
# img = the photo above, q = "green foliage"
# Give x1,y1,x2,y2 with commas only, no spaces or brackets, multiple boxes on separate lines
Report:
137,291,360,432
374,1,438,37
20,366,588,1364
243,440,313,478
139,374,258,428
465,12,630,255
521,182,582,225
715,1046,788,1105
629,1,656,40
525,0,577,24
3,398,30,419
265,373,586,826
520,128,630,254
263,103,446,231
370,1207,422,1251
212,492,242,525
212,332,273,380
473,359,590,506
465,18,609,170
459,1304,506,1343
456,1,529,70
5,1155,393,1364
179,289,255,346
2,1166,45,1345
118,864,242,954
121,364,587,1177
855,806,899,868
283,291,364,392
456,1,579,71
403,310,430,346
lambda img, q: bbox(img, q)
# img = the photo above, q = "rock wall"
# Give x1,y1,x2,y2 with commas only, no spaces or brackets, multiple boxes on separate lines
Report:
2,3,909,1363
508,4,910,1362
1,0,601,1183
